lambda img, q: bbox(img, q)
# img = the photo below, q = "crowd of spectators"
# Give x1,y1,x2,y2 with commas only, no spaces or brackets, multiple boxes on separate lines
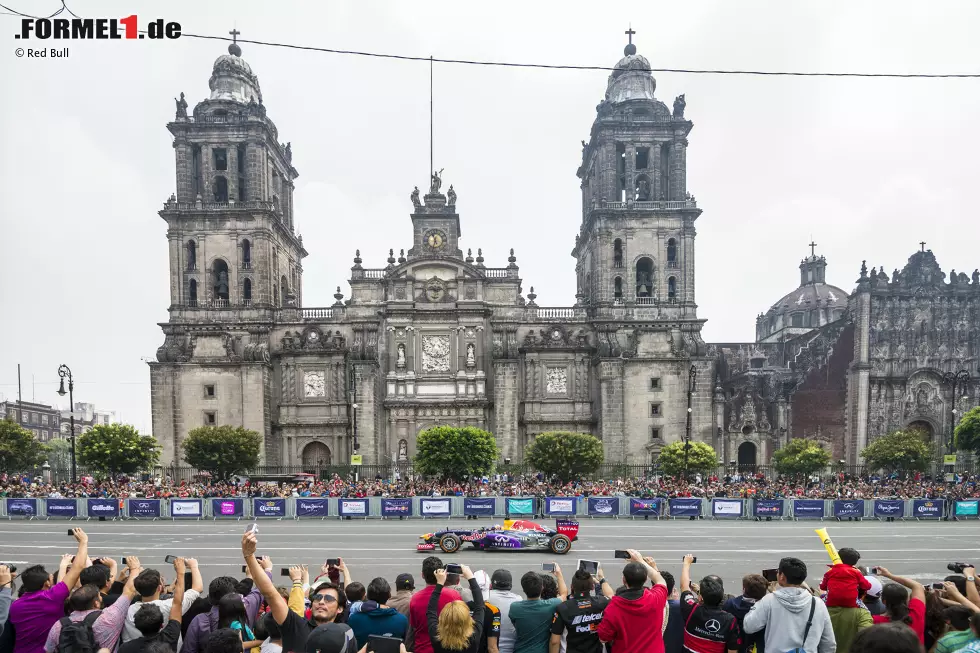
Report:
1,528,979,653
2,471,979,502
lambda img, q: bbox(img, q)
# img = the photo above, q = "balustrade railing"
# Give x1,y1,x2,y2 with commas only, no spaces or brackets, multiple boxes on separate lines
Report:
483,268,510,278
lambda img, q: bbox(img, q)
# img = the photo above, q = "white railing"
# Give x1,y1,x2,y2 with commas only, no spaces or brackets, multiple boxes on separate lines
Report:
636,297,656,305
301,307,337,319
484,268,509,278
528,307,586,319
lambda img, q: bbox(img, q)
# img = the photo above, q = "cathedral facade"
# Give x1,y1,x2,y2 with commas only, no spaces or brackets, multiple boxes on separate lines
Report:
149,38,980,470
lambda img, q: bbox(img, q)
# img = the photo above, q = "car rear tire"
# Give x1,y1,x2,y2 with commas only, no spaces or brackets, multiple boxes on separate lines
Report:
549,534,571,554
439,533,461,554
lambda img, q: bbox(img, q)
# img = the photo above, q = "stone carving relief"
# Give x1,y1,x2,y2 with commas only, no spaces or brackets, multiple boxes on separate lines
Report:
546,367,568,395
303,370,325,397
421,334,451,373
466,343,476,368
281,329,345,352
396,343,406,369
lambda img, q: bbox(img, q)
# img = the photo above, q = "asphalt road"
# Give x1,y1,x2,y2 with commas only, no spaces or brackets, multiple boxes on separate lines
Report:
0,518,977,592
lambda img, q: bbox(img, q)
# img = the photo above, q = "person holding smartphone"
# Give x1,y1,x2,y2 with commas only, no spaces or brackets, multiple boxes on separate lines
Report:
596,549,668,653
427,564,484,653
550,564,613,653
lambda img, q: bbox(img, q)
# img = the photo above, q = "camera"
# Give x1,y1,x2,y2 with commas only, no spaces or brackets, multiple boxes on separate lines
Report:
684,556,698,564
614,550,630,559
445,563,463,575
948,562,973,574
0,563,17,573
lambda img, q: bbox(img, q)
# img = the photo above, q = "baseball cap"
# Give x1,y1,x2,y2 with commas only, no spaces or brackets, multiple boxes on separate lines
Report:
491,569,512,590
396,573,415,591
304,623,357,653
864,576,882,598
473,570,490,596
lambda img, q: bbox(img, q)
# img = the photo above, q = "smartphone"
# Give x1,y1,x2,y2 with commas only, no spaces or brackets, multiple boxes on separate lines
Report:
870,567,879,575
578,560,598,575
614,550,630,559
67,529,75,536
445,563,463,575
684,556,698,564
164,555,178,564
121,557,127,565
542,563,556,572
245,523,259,534
184,571,193,587
241,565,247,573
325,558,340,566
931,583,946,590
366,635,403,653
762,568,779,582
280,568,292,577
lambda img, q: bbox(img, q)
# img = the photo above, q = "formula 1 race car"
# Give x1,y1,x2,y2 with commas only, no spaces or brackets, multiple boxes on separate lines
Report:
417,519,580,555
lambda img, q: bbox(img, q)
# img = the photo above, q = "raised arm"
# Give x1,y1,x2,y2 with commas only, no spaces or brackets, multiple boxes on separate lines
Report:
61,528,89,589
427,569,447,645
550,563,568,601
680,553,694,593
630,551,666,588
876,567,925,604
187,557,204,594
595,565,614,599
962,566,980,609
242,532,288,625
169,559,186,624
287,566,307,616
943,581,980,613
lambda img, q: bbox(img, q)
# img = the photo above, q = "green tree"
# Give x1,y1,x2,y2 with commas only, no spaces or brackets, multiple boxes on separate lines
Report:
47,437,72,475
77,424,160,477
772,438,831,477
656,440,718,478
860,428,934,473
954,406,980,456
525,431,604,483
0,418,48,472
182,426,261,480
414,426,499,481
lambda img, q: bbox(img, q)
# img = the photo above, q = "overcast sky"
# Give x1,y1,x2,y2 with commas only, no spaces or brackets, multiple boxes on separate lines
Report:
2,1,979,433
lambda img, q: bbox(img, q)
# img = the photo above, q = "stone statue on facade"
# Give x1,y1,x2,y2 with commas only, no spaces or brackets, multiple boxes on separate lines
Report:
396,343,406,368
466,342,476,368
398,440,408,462
285,142,292,163
410,186,421,209
673,94,686,118
175,92,188,119
429,168,444,194
447,185,456,207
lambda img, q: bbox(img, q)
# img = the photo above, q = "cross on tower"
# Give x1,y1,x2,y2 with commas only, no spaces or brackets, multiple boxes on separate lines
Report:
920,241,927,252
809,240,818,257
229,28,240,44
625,25,636,44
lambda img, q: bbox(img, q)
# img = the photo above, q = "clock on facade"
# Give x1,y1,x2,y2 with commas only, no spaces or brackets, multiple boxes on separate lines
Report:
425,230,447,250
303,371,325,397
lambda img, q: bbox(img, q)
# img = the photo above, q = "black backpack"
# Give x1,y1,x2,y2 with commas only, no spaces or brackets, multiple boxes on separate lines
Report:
55,612,101,653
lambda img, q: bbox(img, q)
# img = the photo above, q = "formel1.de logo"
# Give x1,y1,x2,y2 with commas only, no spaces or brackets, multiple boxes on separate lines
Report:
15,16,181,40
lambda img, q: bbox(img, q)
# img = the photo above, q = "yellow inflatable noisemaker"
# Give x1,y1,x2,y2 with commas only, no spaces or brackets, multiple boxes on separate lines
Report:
815,527,841,565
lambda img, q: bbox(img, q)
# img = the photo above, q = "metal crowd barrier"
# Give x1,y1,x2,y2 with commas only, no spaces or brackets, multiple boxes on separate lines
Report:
0,496,977,521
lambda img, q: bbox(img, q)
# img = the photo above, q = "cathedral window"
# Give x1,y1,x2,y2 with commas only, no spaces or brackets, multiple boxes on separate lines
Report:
635,258,654,298
188,279,198,306
280,275,289,305
204,384,215,398
666,238,677,267
659,143,670,200
213,175,228,202
617,143,627,201
650,378,660,390
213,148,227,171
667,276,677,300
636,147,649,170
613,239,624,268
650,427,661,440
613,276,623,300
186,240,197,270
191,145,202,197
204,411,216,426
274,285,279,306
241,239,251,269
650,403,662,417
242,278,252,305
791,313,803,327
237,144,247,201
212,259,230,301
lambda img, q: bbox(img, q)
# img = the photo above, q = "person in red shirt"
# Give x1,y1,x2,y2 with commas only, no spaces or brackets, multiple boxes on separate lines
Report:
596,549,669,653
409,556,462,653
820,548,873,608
870,566,926,645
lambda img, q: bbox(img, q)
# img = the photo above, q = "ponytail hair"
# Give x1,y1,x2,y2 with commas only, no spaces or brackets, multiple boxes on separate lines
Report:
881,584,912,626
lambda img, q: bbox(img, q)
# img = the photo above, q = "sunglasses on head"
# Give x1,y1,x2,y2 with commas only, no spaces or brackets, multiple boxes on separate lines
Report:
311,593,338,604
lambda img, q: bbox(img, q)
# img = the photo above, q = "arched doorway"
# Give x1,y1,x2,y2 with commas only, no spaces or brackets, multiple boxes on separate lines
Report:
302,442,331,468
738,442,757,470
906,420,934,440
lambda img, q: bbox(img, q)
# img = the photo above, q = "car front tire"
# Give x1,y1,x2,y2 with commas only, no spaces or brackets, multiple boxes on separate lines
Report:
439,533,462,554
549,534,571,554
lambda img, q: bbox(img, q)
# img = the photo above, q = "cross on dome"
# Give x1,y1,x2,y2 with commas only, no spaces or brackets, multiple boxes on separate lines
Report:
809,240,818,257
624,24,637,55
228,27,242,56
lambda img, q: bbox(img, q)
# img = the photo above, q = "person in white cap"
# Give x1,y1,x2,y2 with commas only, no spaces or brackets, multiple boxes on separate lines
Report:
863,577,885,617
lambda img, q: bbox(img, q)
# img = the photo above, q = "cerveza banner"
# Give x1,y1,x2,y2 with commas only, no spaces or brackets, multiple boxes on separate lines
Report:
128,499,161,518
589,497,620,516
463,498,495,515
911,499,943,519
253,498,286,518
45,498,78,517
295,499,330,517
381,498,413,517
87,498,119,517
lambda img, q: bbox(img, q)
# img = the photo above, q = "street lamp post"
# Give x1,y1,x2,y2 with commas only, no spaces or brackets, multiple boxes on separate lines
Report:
942,369,971,454
56,364,77,484
683,365,697,481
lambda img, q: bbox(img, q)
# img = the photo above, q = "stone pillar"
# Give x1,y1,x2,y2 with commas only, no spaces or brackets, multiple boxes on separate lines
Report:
683,224,696,306
174,140,193,202
672,139,688,201
713,383,725,457
597,360,626,462
247,141,263,202
847,288,873,464
652,141,662,200
493,360,520,459
352,362,379,464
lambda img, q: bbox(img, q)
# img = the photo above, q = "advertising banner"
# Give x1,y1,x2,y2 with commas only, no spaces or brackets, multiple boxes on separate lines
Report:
753,499,784,517
295,499,330,518
545,497,577,515
793,500,825,518
170,499,202,518
128,499,161,518
873,499,905,519
668,498,701,517
381,498,413,517
45,498,78,518
832,500,864,518
911,499,944,519
954,500,979,517
87,499,119,518
420,498,451,516
211,499,244,518
628,498,662,516
253,499,286,518
6,498,37,517
339,499,368,517
712,499,743,518
506,498,534,515
588,497,620,516
463,498,496,516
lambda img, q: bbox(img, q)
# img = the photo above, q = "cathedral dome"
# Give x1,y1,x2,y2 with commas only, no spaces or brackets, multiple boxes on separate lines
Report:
209,43,262,104
604,45,656,103
756,252,849,343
